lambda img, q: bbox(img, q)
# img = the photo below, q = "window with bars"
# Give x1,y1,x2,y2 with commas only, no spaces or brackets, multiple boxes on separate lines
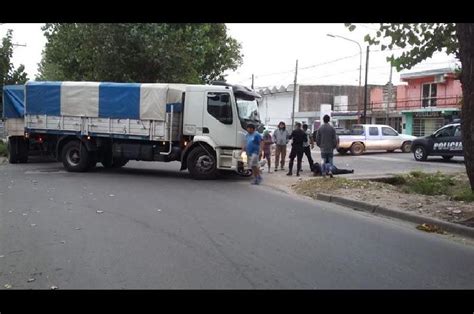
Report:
422,83,437,107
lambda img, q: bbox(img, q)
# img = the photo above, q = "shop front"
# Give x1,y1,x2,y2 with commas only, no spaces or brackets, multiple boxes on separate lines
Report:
401,109,460,137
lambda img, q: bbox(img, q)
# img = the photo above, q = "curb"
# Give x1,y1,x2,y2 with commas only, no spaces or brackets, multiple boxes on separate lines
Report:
316,193,474,239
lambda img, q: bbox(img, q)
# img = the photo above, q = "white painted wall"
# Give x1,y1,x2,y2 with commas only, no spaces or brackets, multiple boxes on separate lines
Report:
258,91,296,128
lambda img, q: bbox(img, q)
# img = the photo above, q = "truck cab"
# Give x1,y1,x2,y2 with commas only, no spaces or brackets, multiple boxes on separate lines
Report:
180,83,263,178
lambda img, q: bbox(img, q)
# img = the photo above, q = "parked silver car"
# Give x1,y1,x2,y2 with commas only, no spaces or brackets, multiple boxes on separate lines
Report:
337,124,417,155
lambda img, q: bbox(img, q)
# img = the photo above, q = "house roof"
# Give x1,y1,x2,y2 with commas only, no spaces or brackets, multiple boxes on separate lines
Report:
399,67,455,81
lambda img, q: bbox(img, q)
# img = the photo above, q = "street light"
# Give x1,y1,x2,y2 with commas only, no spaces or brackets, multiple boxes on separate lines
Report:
327,33,365,122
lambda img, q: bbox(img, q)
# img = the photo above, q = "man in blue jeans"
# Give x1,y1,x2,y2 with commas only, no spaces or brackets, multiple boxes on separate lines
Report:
242,123,263,185
316,115,338,178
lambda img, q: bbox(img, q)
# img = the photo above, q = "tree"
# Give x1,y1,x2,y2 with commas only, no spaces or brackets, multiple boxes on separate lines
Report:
346,23,474,191
1,29,28,115
37,23,243,84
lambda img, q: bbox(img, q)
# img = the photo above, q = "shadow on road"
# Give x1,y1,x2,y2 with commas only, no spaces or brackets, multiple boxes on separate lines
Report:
87,165,250,182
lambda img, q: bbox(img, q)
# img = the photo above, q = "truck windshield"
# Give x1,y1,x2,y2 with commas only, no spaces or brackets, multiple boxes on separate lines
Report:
236,98,260,122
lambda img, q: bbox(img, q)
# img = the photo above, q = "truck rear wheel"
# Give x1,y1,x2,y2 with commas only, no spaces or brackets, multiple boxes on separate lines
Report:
187,146,218,180
350,143,364,155
7,137,28,164
62,141,90,172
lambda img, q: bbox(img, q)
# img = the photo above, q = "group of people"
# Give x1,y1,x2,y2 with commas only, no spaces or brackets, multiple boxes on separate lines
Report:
244,115,353,185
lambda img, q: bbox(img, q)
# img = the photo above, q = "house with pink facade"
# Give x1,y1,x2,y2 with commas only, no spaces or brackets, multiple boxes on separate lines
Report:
369,68,462,136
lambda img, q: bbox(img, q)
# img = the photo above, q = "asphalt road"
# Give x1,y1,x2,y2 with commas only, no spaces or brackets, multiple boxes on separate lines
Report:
309,149,466,176
1,155,473,289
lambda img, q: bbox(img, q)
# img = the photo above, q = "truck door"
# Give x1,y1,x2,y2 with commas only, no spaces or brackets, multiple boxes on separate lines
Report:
365,126,381,149
203,91,238,147
380,126,401,150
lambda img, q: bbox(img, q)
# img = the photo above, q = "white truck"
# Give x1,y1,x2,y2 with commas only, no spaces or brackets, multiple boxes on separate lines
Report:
336,124,416,155
2,81,263,179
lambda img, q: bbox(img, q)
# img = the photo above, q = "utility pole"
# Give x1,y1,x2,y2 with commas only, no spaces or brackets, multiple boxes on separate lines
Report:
291,59,298,131
251,74,254,90
363,46,369,124
386,64,393,126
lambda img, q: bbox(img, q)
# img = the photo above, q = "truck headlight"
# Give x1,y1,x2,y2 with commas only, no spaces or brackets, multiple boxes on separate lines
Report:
241,151,247,164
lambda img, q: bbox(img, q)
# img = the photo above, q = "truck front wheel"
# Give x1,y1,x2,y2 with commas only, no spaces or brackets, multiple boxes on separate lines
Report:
61,141,90,172
187,146,218,180
401,141,412,153
350,143,364,155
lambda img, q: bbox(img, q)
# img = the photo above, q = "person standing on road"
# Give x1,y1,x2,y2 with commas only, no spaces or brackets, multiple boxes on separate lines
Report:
287,122,306,177
316,115,338,178
272,121,289,172
243,123,263,185
302,124,315,172
262,130,273,173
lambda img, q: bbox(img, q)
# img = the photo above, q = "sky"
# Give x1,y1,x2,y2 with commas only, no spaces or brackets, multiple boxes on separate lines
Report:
1,23,460,88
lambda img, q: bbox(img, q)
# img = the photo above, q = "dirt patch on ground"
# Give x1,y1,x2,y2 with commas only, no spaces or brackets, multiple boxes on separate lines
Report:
293,172,474,227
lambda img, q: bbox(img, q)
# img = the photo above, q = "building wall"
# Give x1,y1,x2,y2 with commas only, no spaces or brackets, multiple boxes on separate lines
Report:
298,85,366,112
258,92,295,128
397,76,462,110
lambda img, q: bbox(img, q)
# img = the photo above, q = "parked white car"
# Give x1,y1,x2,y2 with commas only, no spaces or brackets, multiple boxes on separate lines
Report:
337,124,417,155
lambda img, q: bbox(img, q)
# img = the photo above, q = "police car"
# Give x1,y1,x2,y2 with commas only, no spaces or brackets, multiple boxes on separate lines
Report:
411,123,463,161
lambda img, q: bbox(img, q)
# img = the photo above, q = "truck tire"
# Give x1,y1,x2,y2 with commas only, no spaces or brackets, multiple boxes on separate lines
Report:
61,141,90,172
401,141,412,153
7,137,28,164
350,142,364,155
7,137,19,164
187,146,218,180
442,155,454,161
337,148,348,155
413,145,428,161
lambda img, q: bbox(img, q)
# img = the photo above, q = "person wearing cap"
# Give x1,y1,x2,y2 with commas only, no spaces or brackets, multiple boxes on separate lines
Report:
242,123,264,185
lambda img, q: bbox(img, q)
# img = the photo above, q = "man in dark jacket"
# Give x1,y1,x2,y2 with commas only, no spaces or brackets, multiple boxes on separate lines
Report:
287,122,306,176
316,115,338,178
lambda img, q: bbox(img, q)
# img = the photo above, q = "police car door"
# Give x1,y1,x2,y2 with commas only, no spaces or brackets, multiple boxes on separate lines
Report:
432,125,457,156
451,125,464,156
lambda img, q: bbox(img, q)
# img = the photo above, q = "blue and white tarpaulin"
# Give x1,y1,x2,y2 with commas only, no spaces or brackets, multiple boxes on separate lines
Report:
3,85,25,118
25,81,186,120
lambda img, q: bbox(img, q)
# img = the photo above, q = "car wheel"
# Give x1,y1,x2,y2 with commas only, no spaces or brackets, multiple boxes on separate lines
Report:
350,142,364,155
413,146,427,161
401,141,412,153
